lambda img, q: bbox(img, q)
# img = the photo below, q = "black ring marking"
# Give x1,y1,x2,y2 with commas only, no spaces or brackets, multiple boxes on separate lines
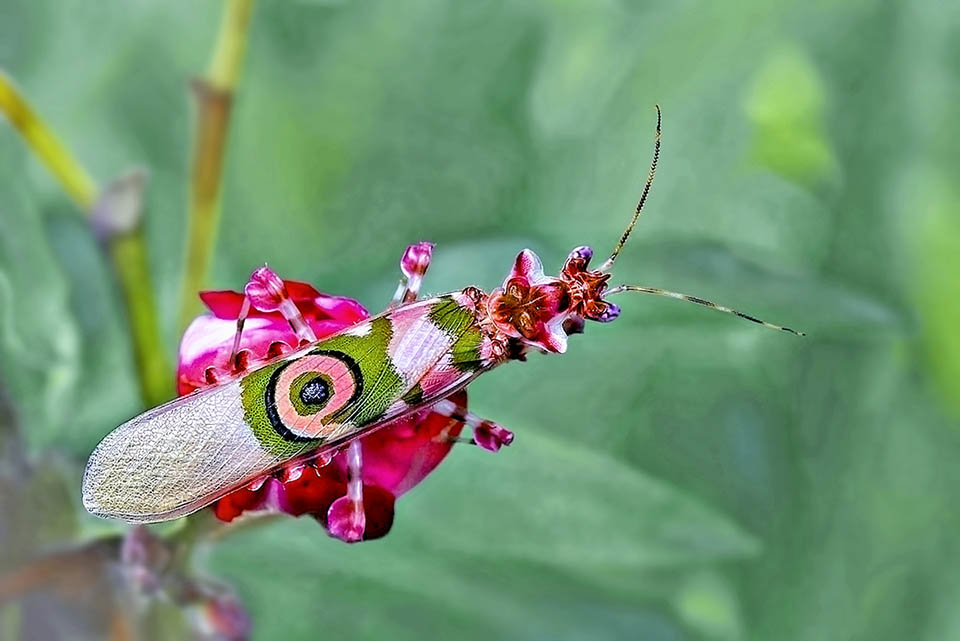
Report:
263,349,365,443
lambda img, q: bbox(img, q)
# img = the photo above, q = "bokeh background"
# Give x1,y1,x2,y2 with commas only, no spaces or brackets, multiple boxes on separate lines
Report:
2,0,959,639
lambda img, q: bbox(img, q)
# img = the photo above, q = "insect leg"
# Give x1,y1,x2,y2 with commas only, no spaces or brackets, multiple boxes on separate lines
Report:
225,266,319,370
244,265,317,343
326,440,366,543
226,295,253,371
390,242,434,306
430,399,514,452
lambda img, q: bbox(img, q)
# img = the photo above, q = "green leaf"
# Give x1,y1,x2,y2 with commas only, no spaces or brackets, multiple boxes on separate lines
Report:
397,428,760,568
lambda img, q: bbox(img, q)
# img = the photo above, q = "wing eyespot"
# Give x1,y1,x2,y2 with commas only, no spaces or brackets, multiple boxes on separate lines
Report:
262,351,362,442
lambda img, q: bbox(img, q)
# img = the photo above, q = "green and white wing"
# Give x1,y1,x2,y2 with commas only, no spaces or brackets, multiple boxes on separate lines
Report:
82,295,492,523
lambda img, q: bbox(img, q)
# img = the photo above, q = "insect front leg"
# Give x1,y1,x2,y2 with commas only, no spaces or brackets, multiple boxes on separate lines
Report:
233,265,317,358
230,265,319,366
390,242,434,306
326,440,366,542
430,398,515,452
199,266,319,387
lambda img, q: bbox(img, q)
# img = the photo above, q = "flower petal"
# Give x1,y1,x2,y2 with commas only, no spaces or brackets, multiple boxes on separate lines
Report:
199,281,369,325
177,315,293,394
283,279,323,302
198,290,248,320
355,390,468,496
212,480,269,523
309,294,369,325
281,467,344,517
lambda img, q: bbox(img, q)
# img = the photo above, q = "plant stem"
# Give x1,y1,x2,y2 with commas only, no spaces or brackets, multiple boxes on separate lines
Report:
110,234,171,406
0,71,171,406
178,0,255,330
0,71,97,209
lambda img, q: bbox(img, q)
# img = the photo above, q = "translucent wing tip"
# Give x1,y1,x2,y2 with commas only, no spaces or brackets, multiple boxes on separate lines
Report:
81,380,289,524
81,436,171,523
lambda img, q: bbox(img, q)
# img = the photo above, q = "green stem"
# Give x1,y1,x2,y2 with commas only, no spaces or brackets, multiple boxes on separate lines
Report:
0,71,171,406
170,509,223,571
178,0,255,330
110,234,172,406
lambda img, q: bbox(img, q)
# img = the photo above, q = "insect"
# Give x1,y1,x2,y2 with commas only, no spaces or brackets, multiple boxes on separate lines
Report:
83,107,802,534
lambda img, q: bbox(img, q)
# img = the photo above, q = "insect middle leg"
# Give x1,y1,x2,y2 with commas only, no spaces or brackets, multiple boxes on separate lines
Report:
430,398,515,452
390,242,434,306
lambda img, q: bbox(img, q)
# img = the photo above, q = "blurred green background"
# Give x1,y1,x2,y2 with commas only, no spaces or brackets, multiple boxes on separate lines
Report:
2,0,960,639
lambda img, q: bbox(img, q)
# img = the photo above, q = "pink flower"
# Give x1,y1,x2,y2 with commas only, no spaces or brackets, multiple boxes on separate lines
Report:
179,268,466,542
178,275,367,395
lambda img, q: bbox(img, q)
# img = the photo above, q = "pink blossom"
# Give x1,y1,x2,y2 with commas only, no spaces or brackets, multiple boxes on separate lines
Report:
178,277,366,395
179,269,465,542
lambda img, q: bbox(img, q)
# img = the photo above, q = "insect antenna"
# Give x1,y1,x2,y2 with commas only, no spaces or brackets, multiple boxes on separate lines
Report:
599,104,662,273
605,285,805,336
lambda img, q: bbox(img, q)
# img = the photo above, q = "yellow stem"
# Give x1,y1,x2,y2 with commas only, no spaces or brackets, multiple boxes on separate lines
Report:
0,70,171,406
110,234,172,406
178,0,255,329
208,0,255,91
0,72,97,209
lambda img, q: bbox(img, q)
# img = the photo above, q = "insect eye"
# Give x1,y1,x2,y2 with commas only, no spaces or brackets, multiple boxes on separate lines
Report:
299,377,330,406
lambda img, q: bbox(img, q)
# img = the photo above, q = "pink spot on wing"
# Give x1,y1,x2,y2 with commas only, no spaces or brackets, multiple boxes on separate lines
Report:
417,354,465,398
273,354,356,438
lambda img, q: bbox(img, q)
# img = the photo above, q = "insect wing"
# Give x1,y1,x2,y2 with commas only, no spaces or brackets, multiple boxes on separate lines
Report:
82,380,282,521
83,295,492,522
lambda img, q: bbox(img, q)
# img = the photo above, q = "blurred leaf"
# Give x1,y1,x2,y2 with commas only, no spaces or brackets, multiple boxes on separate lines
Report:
207,428,756,639
0,139,81,454
674,571,743,641
907,170,960,417
398,428,760,568
2,0,960,640
745,45,837,185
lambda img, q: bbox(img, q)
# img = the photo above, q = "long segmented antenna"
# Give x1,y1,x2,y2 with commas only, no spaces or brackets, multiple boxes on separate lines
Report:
600,104,662,272
605,285,805,336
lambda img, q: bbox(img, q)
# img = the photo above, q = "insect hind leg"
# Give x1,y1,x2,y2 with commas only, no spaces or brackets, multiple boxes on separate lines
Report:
390,242,434,306
430,399,515,452
326,440,367,542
